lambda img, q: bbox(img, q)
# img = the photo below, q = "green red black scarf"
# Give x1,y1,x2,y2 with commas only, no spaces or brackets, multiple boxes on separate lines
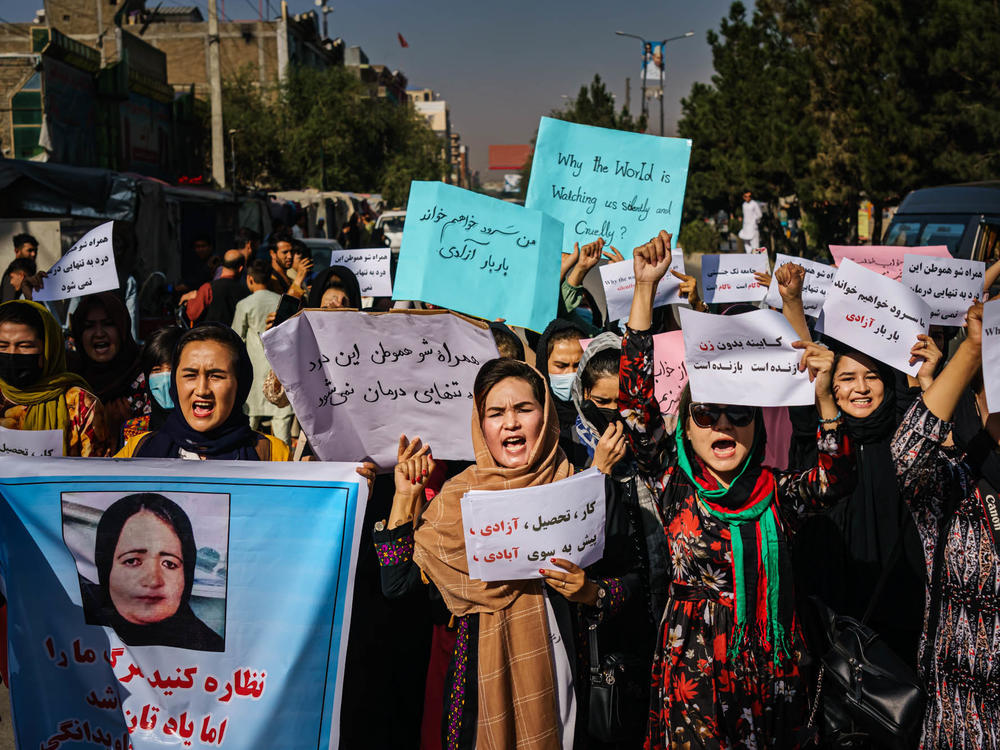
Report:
674,419,793,665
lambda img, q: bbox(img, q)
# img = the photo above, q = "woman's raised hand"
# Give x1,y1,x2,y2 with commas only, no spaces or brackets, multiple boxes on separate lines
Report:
560,244,581,282
594,421,627,474
389,434,436,528
633,230,673,285
672,269,706,311
775,262,805,302
909,334,943,391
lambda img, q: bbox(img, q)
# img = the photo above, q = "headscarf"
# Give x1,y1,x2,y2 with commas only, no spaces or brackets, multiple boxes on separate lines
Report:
534,318,589,468
673,404,793,665
306,265,362,310
413,363,571,750
69,292,142,403
136,324,260,460
571,332,622,456
81,493,223,651
0,300,91,453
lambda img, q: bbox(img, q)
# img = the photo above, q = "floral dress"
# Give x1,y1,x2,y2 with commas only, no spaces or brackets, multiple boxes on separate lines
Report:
618,327,855,749
891,399,1000,749
0,386,110,457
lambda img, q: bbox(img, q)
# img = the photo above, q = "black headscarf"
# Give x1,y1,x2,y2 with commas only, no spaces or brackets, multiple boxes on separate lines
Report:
81,493,224,651
69,292,143,403
137,324,260,460
954,386,1000,492
534,318,590,469
307,265,362,309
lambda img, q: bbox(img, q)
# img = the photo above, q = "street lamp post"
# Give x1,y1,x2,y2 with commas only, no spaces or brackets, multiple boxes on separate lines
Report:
228,129,238,200
615,30,694,135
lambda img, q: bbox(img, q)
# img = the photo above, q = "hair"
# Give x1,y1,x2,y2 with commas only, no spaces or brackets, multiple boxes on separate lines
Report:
220,253,244,271
490,324,525,361
320,281,349,305
832,349,883,380
235,227,260,245
175,325,242,370
0,302,44,341
270,232,294,253
290,239,311,259
94,493,196,608
546,327,585,358
140,326,184,380
4,257,36,277
473,358,546,418
12,233,37,250
247,259,270,286
580,347,619,394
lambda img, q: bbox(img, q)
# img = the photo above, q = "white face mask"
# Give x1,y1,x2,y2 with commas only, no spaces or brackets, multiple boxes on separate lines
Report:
548,372,575,401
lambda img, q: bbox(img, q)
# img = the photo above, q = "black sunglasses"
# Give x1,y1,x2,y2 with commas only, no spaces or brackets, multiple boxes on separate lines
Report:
689,403,756,429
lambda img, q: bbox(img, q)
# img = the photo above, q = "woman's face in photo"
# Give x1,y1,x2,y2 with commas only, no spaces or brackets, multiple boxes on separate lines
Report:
833,353,884,419
81,305,121,363
176,340,238,432
481,376,544,469
109,510,185,625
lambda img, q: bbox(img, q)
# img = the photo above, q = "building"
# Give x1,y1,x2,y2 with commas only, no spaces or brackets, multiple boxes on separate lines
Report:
408,88,469,187
346,46,407,104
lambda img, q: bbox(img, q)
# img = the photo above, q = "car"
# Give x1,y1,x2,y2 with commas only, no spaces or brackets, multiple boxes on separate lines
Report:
298,238,345,270
884,182,1000,261
375,210,406,251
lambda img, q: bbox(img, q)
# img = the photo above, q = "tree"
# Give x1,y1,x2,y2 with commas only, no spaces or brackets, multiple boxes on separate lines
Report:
517,75,645,199
222,65,448,204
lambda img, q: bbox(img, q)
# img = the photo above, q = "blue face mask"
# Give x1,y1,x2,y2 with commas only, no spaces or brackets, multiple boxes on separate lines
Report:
148,371,175,410
574,307,594,327
549,371,575,402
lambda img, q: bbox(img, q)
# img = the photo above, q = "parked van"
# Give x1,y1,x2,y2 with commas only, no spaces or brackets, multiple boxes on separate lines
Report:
884,182,1000,261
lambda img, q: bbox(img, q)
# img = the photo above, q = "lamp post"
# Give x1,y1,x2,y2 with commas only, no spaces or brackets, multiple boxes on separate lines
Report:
228,129,238,200
615,30,694,135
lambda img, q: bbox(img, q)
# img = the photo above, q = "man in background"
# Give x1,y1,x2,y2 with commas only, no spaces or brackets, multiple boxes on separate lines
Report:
739,189,763,253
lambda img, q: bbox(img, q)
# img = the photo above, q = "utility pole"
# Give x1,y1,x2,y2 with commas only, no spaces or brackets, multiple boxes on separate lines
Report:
625,77,630,116
208,0,226,188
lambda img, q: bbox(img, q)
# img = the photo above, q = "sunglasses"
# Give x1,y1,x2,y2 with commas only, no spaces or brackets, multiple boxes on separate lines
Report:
689,403,756,429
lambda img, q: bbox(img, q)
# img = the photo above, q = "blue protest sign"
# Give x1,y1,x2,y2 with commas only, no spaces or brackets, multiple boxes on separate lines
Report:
0,457,365,749
525,117,691,254
391,182,564,332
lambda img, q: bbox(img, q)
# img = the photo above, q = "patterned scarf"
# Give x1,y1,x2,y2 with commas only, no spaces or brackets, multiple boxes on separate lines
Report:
674,420,792,665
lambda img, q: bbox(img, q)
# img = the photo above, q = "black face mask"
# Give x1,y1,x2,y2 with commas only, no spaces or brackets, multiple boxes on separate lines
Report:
581,399,621,435
0,352,42,389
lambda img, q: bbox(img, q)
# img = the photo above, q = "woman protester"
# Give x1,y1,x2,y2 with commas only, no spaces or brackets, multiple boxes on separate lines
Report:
80,493,224,651
116,324,289,461
69,292,151,448
375,357,636,749
891,300,999,748
0,300,109,456
306,265,362,310
619,231,856,748
140,326,185,433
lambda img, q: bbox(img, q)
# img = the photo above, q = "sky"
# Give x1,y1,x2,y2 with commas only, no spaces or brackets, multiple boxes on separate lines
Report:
0,0,749,179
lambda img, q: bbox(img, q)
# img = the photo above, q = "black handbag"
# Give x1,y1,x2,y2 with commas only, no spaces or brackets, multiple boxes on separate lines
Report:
587,624,648,743
804,524,938,749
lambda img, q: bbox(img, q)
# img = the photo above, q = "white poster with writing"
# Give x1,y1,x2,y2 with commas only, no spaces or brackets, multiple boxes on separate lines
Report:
679,306,814,407
902,255,984,326
261,310,499,468
599,253,686,322
461,468,606,582
765,254,837,317
983,300,1000,413
820,258,930,376
0,426,62,457
328,248,392,297
34,221,119,302
701,253,769,305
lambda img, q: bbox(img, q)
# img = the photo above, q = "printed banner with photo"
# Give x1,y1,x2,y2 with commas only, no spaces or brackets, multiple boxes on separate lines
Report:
0,457,366,750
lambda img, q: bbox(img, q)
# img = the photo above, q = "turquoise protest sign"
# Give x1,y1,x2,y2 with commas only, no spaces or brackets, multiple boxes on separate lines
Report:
392,182,564,332
525,117,691,255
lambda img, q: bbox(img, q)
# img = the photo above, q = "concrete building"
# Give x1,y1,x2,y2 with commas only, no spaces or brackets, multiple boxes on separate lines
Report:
407,88,468,187
346,45,407,104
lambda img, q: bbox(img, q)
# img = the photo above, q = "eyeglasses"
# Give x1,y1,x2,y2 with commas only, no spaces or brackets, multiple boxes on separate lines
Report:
689,403,756,429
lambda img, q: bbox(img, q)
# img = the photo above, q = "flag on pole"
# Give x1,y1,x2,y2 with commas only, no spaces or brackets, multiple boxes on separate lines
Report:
398,32,409,47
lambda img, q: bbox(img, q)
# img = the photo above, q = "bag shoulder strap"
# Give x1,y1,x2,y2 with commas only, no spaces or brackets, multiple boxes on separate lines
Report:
131,432,153,456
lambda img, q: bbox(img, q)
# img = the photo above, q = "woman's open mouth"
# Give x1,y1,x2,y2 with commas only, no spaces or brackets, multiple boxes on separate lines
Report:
502,436,526,453
192,400,215,419
711,438,736,459
91,340,111,355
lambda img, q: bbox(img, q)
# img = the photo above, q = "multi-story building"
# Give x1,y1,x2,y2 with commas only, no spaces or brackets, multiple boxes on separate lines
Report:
346,46,407,104
407,88,468,186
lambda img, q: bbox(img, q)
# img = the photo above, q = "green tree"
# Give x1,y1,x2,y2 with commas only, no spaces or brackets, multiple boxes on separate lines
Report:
517,75,645,199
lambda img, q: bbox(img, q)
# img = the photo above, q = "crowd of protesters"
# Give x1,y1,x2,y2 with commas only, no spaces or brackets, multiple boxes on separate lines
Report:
1,218,998,750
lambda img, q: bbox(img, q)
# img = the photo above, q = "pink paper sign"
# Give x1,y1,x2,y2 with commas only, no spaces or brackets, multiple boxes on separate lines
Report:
653,331,687,415
829,245,951,281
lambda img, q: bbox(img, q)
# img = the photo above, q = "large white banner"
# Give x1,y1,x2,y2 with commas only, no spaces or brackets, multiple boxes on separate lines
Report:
261,310,499,468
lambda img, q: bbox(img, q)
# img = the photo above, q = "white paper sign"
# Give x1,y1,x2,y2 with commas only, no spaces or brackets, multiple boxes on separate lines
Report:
461,468,606,582
0,426,62,457
820,259,930,376
599,252,687,322
34,221,118,302
765,254,837,317
983,300,1000,413
261,310,499,468
902,255,984,326
701,253,769,304
679,306,815,407
329,248,392,297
